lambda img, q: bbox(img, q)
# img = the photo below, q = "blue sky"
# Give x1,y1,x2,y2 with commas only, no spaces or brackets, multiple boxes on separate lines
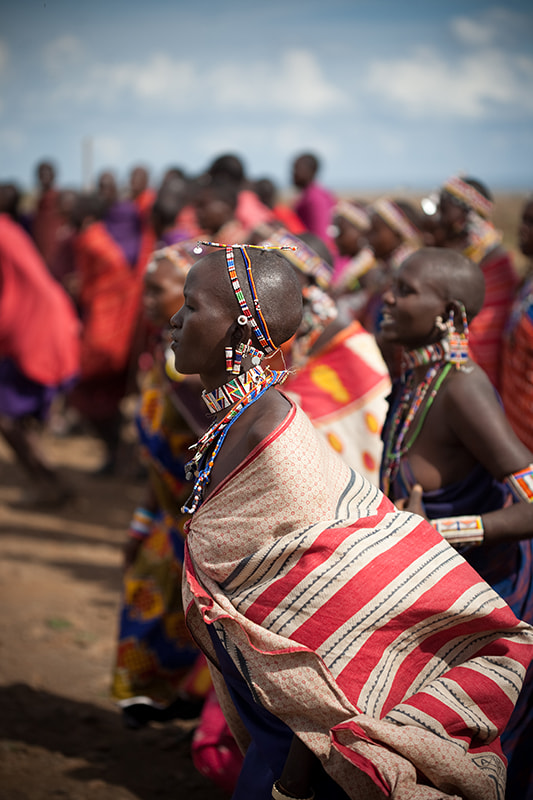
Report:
1,0,532,193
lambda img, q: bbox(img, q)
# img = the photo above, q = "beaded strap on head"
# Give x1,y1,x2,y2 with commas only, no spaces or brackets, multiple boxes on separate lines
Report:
442,176,493,220
373,198,421,244
196,241,297,356
258,228,332,290
334,200,370,232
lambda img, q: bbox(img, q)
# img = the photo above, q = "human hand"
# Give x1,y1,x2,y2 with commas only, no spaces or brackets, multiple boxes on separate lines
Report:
395,484,426,518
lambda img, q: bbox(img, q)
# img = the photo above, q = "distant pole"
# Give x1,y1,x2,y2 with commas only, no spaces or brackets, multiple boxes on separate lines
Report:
82,136,94,190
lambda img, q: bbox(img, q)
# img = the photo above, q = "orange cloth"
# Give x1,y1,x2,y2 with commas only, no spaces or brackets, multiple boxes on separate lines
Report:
74,222,141,379
0,213,80,386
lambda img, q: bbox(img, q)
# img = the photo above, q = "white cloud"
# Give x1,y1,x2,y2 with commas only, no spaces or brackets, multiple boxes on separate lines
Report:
451,7,525,47
208,50,347,114
43,35,84,75
367,45,533,119
41,46,345,116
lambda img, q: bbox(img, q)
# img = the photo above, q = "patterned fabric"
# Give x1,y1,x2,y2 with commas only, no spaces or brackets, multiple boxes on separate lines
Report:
284,321,390,485
111,358,210,703
501,274,533,452
184,402,533,800
468,247,518,391
380,384,533,799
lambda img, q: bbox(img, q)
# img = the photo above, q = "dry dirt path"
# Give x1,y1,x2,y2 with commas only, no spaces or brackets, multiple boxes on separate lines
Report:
0,431,226,800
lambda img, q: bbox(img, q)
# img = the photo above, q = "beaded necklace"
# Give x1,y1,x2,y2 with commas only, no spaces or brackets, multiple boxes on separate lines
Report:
381,358,452,496
401,341,447,371
201,365,268,413
182,365,287,514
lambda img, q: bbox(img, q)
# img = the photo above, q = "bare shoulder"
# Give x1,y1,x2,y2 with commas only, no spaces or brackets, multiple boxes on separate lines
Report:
442,361,497,412
246,388,293,449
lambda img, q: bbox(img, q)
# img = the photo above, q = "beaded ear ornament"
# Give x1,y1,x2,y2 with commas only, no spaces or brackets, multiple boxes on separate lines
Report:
182,241,297,515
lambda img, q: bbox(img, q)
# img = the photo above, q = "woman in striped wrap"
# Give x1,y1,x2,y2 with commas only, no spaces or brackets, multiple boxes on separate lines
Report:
170,244,533,800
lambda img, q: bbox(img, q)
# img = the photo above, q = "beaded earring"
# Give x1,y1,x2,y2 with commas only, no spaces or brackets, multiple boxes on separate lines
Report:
434,316,448,335
445,303,470,368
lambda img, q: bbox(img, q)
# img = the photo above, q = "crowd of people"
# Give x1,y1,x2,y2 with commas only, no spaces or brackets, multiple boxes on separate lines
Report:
1,151,533,800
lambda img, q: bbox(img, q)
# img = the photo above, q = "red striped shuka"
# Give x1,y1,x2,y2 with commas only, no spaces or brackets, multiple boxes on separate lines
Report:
183,399,533,800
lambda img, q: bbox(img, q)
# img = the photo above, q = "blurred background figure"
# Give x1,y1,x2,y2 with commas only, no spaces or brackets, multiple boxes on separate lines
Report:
0,198,80,507
97,170,143,270
437,175,518,390
291,152,336,252
112,244,211,729
501,196,533,453
31,159,63,271
67,192,142,474
252,176,305,235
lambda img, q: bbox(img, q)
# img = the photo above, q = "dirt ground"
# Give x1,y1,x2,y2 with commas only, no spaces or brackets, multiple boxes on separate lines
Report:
0,423,227,800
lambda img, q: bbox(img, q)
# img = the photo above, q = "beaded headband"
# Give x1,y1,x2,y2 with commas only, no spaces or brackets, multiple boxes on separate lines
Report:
372,198,421,243
334,200,370,233
442,176,493,220
196,241,297,355
258,229,332,290
148,244,196,275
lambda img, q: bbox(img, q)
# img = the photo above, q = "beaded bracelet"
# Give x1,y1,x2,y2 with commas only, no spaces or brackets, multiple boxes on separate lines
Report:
505,464,533,504
128,507,156,540
272,781,315,800
430,515,484,546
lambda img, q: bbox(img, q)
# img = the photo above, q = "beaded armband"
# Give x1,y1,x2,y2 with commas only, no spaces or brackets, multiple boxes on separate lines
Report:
505,464,533,504
430,515,484,546
272,781,315,800
129,507,156,539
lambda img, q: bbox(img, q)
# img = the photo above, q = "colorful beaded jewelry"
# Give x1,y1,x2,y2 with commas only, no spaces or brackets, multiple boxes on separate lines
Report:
334,200,370,232
202,365,269,413
291,285,338,368
505,464,533,504
373,198,422,244
442,175,493,220
444,304,470,368
182,365,287,514
430,515,484,546
381,362,452,495
129,507,156,539
401,342,448,371
258,228,332,290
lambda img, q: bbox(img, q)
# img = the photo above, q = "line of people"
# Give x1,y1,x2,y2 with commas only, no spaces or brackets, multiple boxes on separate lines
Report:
1,151,533,799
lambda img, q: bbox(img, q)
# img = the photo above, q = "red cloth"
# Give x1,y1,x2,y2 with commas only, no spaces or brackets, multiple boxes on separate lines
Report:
0,213,80,386
236,189,275,230
468,248,518,390
272,203,306,234
133,187,156,219
74,222,141,379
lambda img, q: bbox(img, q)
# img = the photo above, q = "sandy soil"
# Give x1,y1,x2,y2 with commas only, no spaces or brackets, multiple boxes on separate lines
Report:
0,426,227,800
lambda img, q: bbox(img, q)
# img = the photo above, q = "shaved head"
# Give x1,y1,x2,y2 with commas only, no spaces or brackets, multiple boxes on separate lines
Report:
403,247,485,321
196,247,303,347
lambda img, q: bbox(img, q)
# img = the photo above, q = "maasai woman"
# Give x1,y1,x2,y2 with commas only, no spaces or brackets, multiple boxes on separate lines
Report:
438,175,518,390
262,228,390,485
171,240,533,800
379,246,533,800
364,197,424,336
111,244,211,727
501,197,533,453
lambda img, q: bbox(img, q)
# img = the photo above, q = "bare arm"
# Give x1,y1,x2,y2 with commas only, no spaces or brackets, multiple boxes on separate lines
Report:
276,735,317,799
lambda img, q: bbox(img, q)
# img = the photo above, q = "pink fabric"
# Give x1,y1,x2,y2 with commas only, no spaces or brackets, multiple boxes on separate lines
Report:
191,688,243,794
295,181,336,245
0,213,80,386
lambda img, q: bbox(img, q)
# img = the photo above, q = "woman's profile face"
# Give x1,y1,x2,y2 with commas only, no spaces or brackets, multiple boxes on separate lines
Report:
170,254,234,379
